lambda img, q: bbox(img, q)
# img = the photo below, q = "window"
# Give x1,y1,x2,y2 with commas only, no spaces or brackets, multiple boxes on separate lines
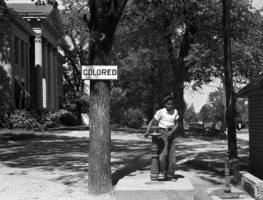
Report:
14,37,19,64
15,79,26,109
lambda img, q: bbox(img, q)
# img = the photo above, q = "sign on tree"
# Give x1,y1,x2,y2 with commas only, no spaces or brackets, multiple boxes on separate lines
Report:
82,65,118,80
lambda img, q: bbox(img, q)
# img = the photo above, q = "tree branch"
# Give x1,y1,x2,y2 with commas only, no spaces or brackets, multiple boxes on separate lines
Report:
107,0,118,17
117,0,129,19
63,71,74,90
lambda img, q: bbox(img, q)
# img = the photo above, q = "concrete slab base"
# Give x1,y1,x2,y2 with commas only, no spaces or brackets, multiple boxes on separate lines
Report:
115,171,194,200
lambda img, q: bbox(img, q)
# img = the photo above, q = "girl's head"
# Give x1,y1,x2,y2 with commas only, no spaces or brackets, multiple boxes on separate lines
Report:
163,96,174,111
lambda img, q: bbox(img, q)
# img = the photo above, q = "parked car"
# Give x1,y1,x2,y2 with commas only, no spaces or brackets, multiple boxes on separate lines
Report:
204,127,221,136
204,123,223,137
189,122,205,133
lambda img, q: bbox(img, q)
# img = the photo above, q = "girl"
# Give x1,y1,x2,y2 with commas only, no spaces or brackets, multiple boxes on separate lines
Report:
144,95,179,180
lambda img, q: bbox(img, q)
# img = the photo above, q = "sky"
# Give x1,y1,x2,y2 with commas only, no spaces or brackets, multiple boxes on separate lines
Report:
184,79,222,113
252,0,263,9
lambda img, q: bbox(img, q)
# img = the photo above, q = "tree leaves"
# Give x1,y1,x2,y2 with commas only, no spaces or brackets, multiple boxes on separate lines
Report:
58,0,263,120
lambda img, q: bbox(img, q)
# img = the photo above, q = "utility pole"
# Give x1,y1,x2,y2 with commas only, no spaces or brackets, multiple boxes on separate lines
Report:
222,0,237,159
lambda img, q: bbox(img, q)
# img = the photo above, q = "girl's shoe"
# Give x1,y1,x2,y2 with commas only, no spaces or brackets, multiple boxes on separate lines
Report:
158,173,166,180
167,175,178,182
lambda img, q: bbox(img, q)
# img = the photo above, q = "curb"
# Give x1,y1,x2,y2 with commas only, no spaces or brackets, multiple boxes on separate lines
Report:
48,126,89,131
239,171,263,200
187,159,225,174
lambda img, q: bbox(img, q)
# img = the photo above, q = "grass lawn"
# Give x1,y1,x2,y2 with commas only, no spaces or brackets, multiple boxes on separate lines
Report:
0,128,48,140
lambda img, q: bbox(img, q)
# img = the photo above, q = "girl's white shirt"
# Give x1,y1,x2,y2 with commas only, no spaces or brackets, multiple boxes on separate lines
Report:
154,108,179,129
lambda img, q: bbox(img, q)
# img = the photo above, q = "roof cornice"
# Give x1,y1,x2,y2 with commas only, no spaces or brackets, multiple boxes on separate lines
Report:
0,7,34,36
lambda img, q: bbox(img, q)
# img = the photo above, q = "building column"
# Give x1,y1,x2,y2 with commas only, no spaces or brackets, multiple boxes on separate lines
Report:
43,40,49,109
48,44,54,110
34,34,43,109
53,48,58,111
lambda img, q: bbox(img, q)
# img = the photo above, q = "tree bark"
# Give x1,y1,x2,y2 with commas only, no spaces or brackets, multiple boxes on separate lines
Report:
165,32,190,137
89,80,112,195
164,34,184,136
88,38,113,196
150,59,161,118
174,82,185,137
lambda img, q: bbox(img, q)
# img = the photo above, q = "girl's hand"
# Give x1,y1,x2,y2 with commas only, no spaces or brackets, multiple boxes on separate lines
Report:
168,131,173,137
144,133,149,138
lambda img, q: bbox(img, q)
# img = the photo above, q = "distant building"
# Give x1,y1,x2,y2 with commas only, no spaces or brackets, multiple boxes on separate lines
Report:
0,1,64,111
237,76,263,179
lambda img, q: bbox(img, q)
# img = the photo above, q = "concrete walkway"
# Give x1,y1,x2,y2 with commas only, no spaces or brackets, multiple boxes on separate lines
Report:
0,129,254,200
236,131,249,141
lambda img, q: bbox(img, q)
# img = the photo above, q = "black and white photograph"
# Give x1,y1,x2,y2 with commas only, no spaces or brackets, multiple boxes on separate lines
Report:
1,0,263,199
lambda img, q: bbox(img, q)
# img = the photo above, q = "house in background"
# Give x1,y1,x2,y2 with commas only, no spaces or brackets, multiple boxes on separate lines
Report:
237,76,263,180
0,1,64,111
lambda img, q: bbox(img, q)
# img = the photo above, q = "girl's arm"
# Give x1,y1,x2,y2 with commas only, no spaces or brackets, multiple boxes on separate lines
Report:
168,119,179,137
144,118,157,138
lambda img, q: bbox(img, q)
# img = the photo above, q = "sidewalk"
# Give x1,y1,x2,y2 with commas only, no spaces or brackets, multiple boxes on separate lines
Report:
0,129,254,200
177,132,253,200
236,131,249,141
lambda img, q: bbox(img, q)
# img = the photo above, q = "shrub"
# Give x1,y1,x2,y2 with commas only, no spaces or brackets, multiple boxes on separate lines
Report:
38,109,59,129
110,123,120,131
2,108,81,131
57,109,79,126
55,109,70,118
0,107,7,128
7,110,43,131
0,104,11,128
123,108,144,129
29,108,61,130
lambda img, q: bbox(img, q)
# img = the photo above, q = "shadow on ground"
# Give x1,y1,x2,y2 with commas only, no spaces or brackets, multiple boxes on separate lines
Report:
176,131,249,176
0,134,89,170
0,131,152,187
0,134,90,186
111,139,151,185
0,130,249,188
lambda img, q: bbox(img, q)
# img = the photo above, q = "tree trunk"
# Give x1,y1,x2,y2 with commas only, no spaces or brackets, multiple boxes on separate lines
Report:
88,80,112,195
86,0,128,197
174,83,185,137
164,16,197,136
153,64,161,116
164,34,185,137
88,45,113,196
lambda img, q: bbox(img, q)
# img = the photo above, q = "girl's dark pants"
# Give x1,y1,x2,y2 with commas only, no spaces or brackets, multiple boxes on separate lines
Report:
156,129,176,177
